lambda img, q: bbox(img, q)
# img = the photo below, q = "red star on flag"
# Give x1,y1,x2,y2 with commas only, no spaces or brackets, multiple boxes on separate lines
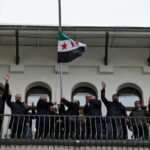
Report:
61,42,67,50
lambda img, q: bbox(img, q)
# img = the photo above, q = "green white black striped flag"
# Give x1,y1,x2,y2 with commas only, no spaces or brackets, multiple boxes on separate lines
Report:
58,32,86,63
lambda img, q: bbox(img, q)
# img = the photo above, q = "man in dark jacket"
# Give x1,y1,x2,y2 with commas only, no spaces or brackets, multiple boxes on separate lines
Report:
0,74,10,136
83,95,102,139
101,82,127,140
35,96,53,138
61,98,80,139
129,101,150,140
7,93,27,138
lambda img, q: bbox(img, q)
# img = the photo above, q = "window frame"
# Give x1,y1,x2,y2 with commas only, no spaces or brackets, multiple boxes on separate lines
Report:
72,86,97,107
117,87,142,111
25,86,51,107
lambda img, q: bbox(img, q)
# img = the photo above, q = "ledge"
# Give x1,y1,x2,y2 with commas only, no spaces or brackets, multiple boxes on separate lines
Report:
0,139,149,147
10,65,24,73
99,65,114,74
55,64,69,74
143,66,150,74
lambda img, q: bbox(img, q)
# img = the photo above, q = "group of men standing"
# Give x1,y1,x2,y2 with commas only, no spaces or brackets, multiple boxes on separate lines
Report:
0,74,150,140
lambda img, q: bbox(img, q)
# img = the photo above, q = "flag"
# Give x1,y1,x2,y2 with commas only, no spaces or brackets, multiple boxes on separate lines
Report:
58,32,86,63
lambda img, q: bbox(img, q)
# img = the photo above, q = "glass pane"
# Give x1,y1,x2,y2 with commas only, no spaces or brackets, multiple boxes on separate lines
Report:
119,94,139,107
73,92,92,106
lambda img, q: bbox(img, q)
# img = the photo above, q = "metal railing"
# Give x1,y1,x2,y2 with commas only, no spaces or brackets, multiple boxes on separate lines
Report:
0,114,149,147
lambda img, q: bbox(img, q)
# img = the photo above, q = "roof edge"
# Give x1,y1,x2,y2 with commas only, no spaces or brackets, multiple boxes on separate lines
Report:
0,24,150,32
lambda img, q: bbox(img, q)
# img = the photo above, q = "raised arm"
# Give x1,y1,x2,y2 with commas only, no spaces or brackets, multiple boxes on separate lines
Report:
61,98,76,108
1,74,10,101
6,91,13,108
101,81,109,106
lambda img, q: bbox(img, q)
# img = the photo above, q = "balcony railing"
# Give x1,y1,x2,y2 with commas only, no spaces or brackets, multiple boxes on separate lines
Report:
0,114,149,147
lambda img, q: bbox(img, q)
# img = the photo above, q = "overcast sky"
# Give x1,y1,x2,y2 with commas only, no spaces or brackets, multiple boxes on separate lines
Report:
0,0,150,27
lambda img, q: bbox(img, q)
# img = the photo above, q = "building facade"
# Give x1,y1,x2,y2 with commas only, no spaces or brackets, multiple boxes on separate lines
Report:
0,25,150,149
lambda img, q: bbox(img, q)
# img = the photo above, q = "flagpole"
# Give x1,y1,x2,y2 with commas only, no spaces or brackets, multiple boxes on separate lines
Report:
58,0,63,97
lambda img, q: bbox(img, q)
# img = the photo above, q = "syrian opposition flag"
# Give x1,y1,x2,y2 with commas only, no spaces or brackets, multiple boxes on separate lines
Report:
58,32,86,63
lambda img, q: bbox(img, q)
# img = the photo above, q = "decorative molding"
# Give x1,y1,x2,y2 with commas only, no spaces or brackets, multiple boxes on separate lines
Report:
55,64,69,74
10,64,24,73
99,65,114,74
143,66,150,74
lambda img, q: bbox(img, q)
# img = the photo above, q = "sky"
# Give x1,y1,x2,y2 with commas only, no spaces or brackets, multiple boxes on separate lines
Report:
0,0,150,27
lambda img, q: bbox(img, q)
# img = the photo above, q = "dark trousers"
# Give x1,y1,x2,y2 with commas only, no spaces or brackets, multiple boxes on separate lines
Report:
35,116,52,138
133,125,149,140
11,122,24,138
65,117,79,139
0,115,3,137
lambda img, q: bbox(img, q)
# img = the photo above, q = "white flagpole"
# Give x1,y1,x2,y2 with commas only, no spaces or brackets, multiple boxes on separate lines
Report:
58,0,63,97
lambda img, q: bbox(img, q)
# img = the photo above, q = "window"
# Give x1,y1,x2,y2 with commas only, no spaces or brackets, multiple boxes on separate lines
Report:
117,85,142,110
26,86,51,106
72,86,97,106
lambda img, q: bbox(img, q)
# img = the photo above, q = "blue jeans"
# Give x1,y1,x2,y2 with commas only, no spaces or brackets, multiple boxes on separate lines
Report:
106,121,123,139
24,127,32,139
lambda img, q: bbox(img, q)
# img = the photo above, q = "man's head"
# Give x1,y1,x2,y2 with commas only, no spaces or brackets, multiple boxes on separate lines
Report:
15,94,22,102
134,101,141,109
90,95,96,100
39,96,47,101
112,94,119,102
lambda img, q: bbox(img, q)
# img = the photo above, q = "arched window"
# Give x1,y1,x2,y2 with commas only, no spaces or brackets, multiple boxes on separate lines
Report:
117,83,142,111
25,82,51,106
72,83,97,107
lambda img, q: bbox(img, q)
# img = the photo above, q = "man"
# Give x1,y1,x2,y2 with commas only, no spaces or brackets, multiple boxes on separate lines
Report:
83,95,102,139
22,102,36,139
61,98,80,139
7,93,27,138
129,101,150,140
101,82,127,140
0,74,10,136
35,96,53,138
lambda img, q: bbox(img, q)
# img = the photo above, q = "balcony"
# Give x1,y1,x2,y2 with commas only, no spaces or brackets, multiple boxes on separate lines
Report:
0,115,149,150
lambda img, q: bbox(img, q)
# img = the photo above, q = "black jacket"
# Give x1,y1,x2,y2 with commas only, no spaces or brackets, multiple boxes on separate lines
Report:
61,98,79,116
83,99,102,116
59,103,66,115
148,104,150,114
7,95,27,126
0,83,9,113
37,99,53,115
24,108,36,128
101,89,127,117
7,95,26,115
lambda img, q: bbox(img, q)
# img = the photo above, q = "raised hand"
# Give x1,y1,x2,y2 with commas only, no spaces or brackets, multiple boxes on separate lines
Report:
4,74,10,83
101,81,106,89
